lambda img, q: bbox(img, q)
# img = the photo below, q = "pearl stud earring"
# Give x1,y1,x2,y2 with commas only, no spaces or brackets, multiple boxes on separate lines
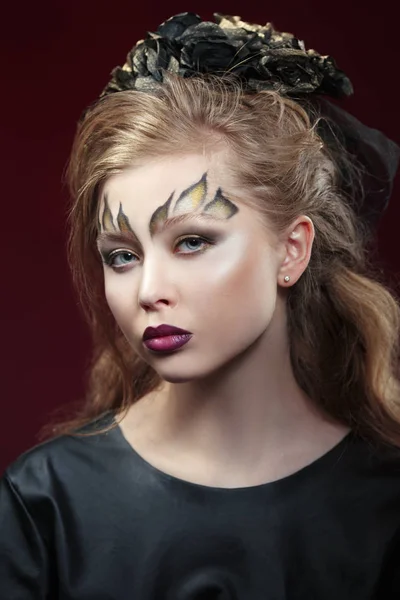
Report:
284,276,290,282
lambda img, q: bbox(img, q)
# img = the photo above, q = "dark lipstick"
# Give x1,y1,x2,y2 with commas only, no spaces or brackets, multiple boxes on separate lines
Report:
142,324,192,353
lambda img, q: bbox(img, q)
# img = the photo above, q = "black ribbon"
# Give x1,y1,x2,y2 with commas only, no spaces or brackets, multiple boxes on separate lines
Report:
306,97,400,227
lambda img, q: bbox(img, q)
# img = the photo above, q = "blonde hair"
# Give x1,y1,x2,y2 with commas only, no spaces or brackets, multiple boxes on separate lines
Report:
43,73,400,447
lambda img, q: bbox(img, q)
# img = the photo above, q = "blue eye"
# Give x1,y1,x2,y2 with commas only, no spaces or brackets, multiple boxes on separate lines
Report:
104,251,137,269
175,236,211,254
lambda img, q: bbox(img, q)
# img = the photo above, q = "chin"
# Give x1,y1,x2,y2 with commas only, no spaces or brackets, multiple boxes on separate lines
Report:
153,367,204,384
149,360,213,384
161,374,195,384
152,357,235,385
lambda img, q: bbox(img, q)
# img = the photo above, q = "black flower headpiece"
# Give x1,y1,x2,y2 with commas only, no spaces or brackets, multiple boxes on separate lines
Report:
102,12,353,98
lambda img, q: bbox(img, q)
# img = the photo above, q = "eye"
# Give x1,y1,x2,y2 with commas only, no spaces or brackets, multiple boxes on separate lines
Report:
174,235,213,255
102,250,137,270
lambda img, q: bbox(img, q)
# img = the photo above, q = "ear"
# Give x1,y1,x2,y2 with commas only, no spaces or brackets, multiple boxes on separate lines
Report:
277,216,315,287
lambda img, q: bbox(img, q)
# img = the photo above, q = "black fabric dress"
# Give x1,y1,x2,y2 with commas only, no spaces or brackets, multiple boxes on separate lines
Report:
1,411,400,600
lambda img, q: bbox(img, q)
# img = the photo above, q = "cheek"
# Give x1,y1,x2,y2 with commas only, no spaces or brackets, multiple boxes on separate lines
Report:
188,239,277,324
104,274,136,328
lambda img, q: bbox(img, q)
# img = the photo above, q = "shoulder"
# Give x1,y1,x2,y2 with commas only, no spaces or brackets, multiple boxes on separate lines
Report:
0,411,133,549
5,434,79,493
3,411,119,503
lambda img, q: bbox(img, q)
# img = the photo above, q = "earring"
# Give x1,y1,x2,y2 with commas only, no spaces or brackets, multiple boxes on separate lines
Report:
284,276,290,283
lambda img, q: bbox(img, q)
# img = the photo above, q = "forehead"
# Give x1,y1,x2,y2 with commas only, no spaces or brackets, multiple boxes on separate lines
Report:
97,153,277,244
100,154,228,217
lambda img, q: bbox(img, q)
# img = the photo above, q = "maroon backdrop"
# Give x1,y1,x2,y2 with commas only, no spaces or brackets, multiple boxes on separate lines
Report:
2,1,399,474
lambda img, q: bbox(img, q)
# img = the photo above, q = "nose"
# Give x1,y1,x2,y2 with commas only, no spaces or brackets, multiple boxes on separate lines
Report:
137,256,176,311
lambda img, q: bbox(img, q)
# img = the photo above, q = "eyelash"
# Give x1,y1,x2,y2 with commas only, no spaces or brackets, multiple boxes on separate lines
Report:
102,235,215,271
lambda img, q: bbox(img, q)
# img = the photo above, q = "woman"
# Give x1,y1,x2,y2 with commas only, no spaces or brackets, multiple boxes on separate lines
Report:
1,12,400,599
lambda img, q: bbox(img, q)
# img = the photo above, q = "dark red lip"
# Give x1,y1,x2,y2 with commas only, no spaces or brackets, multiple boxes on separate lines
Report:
142,324,192,341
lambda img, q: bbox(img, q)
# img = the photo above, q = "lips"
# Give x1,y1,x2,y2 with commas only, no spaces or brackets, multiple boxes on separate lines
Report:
142,324,192,341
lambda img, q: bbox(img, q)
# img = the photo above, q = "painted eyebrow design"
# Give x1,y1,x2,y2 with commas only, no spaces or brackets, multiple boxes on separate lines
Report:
96,212,223,246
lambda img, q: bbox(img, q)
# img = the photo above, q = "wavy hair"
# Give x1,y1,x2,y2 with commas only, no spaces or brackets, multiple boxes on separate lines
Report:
41,73,400,447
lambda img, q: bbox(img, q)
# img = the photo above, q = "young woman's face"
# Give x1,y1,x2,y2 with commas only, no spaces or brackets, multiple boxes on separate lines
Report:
97,154,286,383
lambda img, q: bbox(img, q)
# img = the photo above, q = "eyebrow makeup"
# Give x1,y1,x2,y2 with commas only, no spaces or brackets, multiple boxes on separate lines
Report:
98,171,239,241
149,173,238,236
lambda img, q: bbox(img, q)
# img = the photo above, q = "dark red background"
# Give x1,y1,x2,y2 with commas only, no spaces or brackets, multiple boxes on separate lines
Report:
2,1,399,474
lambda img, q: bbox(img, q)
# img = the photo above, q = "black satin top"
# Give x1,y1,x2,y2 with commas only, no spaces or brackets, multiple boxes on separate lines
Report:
2,412,400,600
